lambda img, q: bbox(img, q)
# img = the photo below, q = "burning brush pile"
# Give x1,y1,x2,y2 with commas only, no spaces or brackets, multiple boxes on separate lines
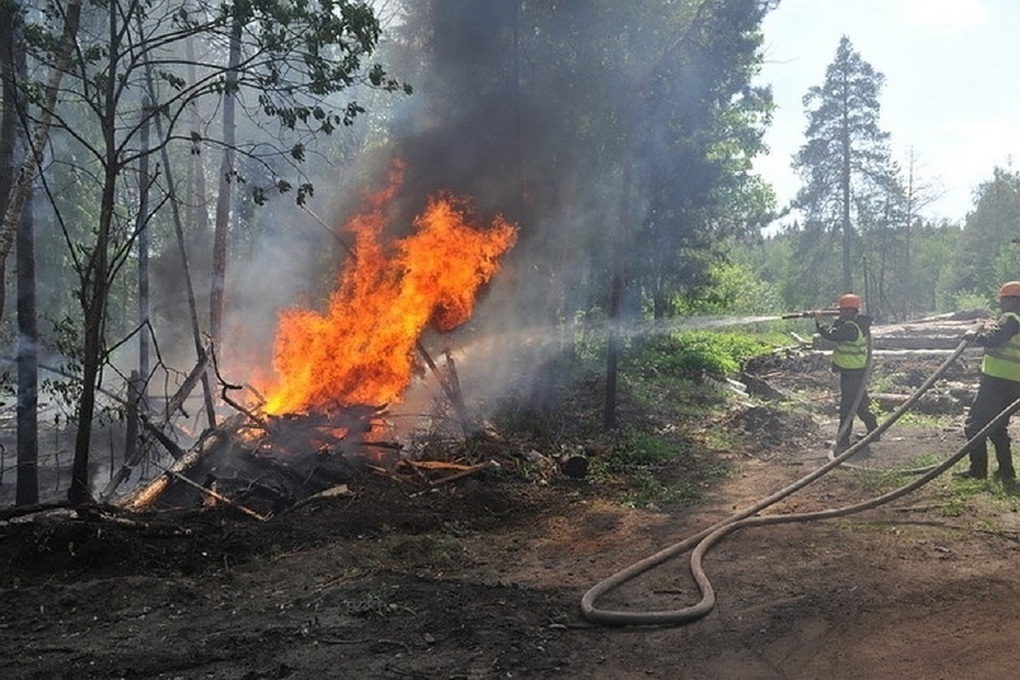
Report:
121,167,519,518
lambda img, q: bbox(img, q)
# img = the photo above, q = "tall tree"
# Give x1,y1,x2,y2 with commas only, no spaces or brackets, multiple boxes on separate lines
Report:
895,148,941,318
0,0,82,320
793,35,897,298
3,0,42,505
209,9,242,349
951,166,1020,298
630,1,775,320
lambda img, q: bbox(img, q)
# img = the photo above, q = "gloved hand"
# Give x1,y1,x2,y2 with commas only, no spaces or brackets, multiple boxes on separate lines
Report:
963,324,981,341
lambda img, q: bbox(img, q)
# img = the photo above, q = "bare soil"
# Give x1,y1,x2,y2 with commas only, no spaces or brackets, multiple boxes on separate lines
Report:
4,345,1020,679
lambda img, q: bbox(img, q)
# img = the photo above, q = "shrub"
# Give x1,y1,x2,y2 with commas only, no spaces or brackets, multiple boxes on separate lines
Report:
632,330,772,379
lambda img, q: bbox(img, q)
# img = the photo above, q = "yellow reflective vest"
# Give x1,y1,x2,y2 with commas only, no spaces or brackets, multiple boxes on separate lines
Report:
832,320,868,371
982,312,1020,382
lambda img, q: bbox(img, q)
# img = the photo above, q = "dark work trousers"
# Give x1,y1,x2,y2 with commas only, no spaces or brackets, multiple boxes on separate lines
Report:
838,368,879,447
963,374,1020,478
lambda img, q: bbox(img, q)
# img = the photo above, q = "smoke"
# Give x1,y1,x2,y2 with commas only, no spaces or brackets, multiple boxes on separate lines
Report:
223,1,760,424
355,1,642,416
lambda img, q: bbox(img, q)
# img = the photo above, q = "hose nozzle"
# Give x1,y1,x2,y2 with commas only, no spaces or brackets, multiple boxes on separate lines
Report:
781,309,841,320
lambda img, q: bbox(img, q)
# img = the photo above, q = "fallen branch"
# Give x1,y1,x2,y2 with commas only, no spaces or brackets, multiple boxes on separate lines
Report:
428,460,498,487
122,414,245,510
157,467,270,521
416,341,473,436
403,460,476,471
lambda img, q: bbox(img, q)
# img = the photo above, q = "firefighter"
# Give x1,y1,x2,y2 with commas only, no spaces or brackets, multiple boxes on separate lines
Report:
957,281,1020,482
814,293,879,454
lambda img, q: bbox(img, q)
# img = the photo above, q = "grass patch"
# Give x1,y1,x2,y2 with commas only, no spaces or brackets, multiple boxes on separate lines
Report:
893,411,957,429
620,470,701,509
925,476,1019,517
614,430,693,468
845,467,912,495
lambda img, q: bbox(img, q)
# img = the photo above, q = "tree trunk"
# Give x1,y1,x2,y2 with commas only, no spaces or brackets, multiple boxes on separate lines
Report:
903,148,916,319
1,0,39,505
0,0,16,209
69,178,114,504
210,14,241,343
141,35,218,431
840,72,852,293
15,178,38,505
604,139,632,429
137,96,150,402
603,270,622,429
69,4,119,506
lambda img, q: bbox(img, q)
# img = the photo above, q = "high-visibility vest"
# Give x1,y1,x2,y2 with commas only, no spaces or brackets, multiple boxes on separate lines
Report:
982,312,1020,382
832,320,868,370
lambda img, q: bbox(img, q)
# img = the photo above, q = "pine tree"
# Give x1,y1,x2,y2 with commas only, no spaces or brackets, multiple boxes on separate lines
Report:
793,35,898,297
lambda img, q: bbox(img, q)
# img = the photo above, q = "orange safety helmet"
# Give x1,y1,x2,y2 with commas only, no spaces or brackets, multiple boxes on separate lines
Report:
837,293,862,309
999,281,1020,298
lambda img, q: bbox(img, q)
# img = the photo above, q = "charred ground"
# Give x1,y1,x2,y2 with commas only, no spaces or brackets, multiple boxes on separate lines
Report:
4,332,1020,679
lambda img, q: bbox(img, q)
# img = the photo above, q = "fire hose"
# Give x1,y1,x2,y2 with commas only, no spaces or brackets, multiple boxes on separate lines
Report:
580,336,1008,627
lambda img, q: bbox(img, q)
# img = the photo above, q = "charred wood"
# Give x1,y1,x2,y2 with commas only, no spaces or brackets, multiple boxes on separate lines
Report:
122,414,246,510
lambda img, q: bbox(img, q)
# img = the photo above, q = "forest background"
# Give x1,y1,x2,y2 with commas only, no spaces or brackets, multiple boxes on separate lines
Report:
2,0,1019,507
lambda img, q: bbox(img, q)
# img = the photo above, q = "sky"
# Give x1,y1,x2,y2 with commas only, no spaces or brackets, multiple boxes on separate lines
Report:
753,0,1020,228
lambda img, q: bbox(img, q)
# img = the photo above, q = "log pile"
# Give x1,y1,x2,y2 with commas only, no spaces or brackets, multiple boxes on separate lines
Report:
745,310,991,415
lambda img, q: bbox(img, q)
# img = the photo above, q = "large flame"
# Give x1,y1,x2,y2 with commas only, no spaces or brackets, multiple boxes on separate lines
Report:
260,167,517,415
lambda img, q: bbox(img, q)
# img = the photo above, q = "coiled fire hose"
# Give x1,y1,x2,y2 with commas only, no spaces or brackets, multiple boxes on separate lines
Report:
580,337,1006,627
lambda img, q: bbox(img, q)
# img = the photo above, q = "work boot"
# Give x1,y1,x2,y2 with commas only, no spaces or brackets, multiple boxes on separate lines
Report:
992,441,1013,480
864,415,880,442
959,442,990,480
995,466,1019,492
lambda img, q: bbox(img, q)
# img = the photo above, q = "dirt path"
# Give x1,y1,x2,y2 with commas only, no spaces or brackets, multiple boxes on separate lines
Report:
4,423,1020,679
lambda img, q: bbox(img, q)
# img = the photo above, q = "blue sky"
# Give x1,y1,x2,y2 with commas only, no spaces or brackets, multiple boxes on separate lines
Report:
753,0,1020,227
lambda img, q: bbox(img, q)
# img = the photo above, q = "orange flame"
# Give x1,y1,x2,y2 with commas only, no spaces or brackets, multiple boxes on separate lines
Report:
260,167,517,415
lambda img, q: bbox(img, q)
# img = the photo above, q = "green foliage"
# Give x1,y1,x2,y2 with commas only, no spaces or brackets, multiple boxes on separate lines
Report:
669,258,785,316
621,471,701,509
952,290,992,313
615,430,690,467
487,392,567,450
629,0,777,313
952,167,1020,298
633,330,773,379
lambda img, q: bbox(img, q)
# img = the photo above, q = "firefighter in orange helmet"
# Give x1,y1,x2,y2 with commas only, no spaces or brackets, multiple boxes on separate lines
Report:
958,281,1020,482
814,293,879,453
